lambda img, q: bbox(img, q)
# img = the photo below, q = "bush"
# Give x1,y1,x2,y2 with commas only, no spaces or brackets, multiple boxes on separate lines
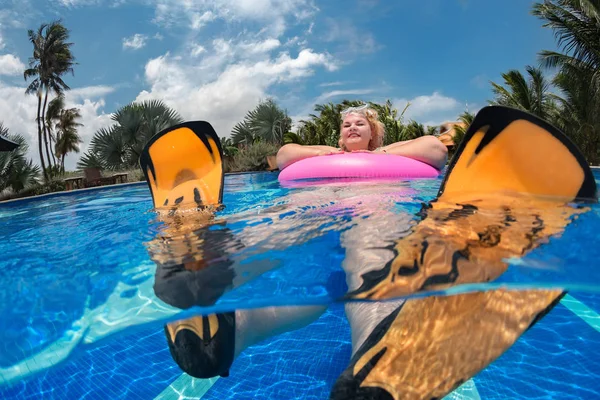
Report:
228,142,279,172
0,179,66,201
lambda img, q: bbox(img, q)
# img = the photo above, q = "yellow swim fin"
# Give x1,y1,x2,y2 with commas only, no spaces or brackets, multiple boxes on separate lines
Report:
331,106,597,400
140,121,224,211
346,105,597,301
438,105,596,202
164,312,236,379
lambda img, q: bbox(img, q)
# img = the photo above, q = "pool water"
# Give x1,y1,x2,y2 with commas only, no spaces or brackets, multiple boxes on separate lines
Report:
0,171,599,399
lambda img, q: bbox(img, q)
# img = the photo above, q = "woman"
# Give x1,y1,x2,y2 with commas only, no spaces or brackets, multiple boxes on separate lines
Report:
276,104,448,171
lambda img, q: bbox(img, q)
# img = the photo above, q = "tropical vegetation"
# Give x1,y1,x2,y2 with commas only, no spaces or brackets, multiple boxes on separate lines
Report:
77,100,183,171
3,0,600,201
489,0,600,164
24,20,78,181
231,98,292,146
0,124,40,193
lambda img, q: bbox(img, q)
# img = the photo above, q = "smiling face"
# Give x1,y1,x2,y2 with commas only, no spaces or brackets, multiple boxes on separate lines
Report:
340,113,373,151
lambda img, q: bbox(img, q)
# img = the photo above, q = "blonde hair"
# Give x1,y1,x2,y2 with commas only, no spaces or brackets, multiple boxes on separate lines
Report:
339,106,385,151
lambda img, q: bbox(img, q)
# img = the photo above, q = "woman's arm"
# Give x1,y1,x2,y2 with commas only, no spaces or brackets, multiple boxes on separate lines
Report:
378,136,448,170
276,143,343,170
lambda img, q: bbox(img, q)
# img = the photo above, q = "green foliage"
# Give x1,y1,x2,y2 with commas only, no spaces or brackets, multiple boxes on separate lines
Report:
79,100,183,170
295,100,362,147
530,0,600,164
283,131,305,145
231,98,291,146
24,20,77,181
77,149,106,170
0,126,40,193
228,142,279,172
489,66,555,119
44,165,62,180
220,137,239,158
532,0,600,79
0,179,66,201
451,111,475,148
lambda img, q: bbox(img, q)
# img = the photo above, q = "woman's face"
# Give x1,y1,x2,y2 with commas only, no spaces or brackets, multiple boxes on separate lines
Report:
340,113,372,151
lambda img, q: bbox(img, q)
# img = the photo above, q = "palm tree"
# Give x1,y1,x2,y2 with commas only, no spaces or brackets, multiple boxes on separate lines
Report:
78,100,182,171
46,94,84,172
248,98,291,145
403,120,427,140
55,107,83,172
45,94,64,166
532,0,600,86
550,66,600,164
532,0,600,164
231,121,256,147
220,137,239,158
0,124,40,192
451,111,475,148
231,98,292,146
24,20,76,180
489,66,554,119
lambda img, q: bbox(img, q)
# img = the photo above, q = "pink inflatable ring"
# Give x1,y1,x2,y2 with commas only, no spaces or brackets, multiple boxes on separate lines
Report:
278,152,440,182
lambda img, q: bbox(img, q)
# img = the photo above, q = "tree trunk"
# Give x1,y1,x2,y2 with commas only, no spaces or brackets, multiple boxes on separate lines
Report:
41,89,53,170
61,155,65,173
36,91,48,182
49,127,57,167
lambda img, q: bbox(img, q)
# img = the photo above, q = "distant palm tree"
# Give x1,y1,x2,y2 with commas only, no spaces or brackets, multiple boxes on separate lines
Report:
248,98,291,145
24,20,76,180
220,137,239,157
489,66,554,119
231,121,256,147
451,111,475,148
370,99,407,145
283,131,305,145
78,100,182,171
45,94,63,166
403,120,427,140
0,124,40,192
231,98,292,146
55,107,83,173
46,94,83,172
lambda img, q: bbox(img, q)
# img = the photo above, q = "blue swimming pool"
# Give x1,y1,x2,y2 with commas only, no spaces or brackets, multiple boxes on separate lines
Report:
1,171,599,399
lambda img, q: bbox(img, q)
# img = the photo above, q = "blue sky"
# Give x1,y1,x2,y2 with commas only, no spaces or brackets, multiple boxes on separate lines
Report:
0,0,559,170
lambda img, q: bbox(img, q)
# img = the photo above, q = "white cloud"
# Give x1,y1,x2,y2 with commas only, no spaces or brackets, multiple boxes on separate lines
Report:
0,34,5,50
0,54,26,76
239,38,281,54
190,43,206,57
394,92,461,121
0,81,114,171
58,0,101,6
122,33,147,50
135,45,337,140
323,18,381,55
319,81,352,87
0,1,32,29
66,85,116,100
152,0,317,37
190,11,216,29
313,89,374,104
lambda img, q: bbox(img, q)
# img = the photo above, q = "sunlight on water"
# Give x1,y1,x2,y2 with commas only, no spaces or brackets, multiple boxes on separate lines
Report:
0,173,599,394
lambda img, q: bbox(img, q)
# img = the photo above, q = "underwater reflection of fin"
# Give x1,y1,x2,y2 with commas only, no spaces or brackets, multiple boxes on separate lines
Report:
140,122,238,379
139,121,224,211
140,121,238,307
164,312,236,379
331,106,597,399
